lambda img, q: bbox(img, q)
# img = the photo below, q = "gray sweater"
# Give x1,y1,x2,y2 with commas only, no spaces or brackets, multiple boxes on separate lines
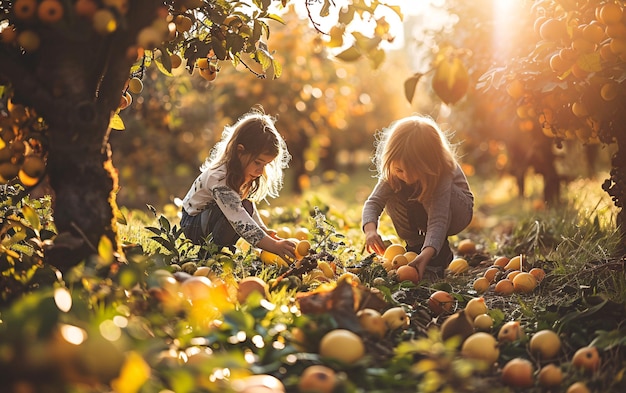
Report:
362,163,474,256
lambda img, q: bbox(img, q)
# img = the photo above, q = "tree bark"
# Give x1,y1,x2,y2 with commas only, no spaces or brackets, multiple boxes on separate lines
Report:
0,1,159,272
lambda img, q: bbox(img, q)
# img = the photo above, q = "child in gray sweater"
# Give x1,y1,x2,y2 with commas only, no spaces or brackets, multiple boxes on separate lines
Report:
362,115,474,279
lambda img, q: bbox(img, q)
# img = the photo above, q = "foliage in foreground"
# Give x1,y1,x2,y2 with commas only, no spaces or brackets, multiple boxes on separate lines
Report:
0,188,625,393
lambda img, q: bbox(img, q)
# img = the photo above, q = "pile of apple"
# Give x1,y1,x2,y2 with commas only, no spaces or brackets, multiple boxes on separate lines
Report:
427,291,601,393
374,243,422,284
442,238,547,296
293,305,411,393
470,254,547,295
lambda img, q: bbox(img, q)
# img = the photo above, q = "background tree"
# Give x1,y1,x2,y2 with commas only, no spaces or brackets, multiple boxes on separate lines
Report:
400,0,622,248
475,0,626,250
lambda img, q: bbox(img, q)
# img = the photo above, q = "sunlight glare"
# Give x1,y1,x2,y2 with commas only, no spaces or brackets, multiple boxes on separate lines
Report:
492,0,520,60
60,324,87,345
99,319,122,341
53,287,72,312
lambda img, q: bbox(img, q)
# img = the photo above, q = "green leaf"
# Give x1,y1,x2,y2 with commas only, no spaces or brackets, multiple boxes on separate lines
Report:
150,236,177,253
338,5,355,24
577,52,602,73
368,47,385,69
98,235,115,266
352,31,381,51
21,205,40,233
335,46,361,62
116,209,127,225
167,369,196,393
403,73,423,103
158,215,171,233
272,59,283,79
109,114,125,131
320,0,331,17
264,13,285,24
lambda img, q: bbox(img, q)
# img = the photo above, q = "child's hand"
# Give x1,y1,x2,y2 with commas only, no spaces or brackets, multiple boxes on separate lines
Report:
364,231,385,255
408,256,428,280
257,236,297,261
272,238,298,262
408,247,436,279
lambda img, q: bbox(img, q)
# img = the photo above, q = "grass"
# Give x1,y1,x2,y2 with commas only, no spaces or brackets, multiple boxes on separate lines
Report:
118,168,624,306
119,166,621,259
4,169,625,392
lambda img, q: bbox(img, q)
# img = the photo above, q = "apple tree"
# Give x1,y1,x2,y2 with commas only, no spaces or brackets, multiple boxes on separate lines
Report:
476,0,626,250
0,0,398,273
403,0,625,249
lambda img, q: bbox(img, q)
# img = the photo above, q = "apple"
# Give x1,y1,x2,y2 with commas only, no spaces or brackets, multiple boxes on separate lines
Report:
237,276,269,304
356,308,387,338
464,297,488,320
461,332,500,365
497,321,525,342
381,307,410,330
428,290,455,315
572,346,601,372
501,357,534,388
473,314,494,332
566,382,590,393
319,329,365,363
537,363,563,387
297,365,336,393
529,329,561,359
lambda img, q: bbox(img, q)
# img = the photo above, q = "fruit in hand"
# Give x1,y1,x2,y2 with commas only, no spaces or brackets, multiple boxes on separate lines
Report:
295,240,311,259
396,265,420,284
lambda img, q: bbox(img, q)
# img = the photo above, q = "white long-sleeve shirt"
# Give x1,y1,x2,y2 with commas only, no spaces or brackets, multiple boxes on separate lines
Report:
182,164,268,246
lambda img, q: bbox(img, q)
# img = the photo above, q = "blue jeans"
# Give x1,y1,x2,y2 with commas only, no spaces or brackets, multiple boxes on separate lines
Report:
181,200,253,247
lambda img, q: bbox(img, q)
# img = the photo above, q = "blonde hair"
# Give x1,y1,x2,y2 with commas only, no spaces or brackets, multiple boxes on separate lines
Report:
373,115,457,202
202,107,290,202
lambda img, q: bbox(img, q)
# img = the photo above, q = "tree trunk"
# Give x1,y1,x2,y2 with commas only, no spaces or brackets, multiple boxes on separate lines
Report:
1,2,159,272
605,135,626,255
